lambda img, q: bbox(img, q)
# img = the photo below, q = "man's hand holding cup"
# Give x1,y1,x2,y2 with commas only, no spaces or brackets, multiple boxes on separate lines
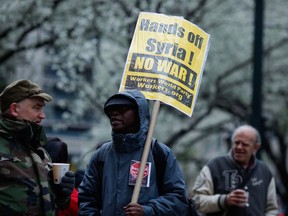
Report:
226,188,249,208
51,163,75,198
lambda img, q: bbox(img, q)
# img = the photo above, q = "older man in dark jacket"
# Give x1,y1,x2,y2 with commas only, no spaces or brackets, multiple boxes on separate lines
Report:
191,125,278,216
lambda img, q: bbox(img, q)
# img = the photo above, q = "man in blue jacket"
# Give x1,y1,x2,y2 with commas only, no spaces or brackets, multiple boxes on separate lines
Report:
78,90,188,216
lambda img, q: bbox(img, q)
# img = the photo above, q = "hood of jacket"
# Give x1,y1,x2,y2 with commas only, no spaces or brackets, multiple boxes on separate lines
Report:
109,90,150,153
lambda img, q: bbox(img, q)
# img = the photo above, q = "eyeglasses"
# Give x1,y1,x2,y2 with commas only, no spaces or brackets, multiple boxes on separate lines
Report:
106,105,136,116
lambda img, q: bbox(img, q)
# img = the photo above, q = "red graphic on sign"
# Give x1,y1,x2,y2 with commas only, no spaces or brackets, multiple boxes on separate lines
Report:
130,161,149,178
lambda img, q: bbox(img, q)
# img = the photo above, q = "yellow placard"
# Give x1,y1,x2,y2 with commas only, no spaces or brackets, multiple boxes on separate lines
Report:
119,12,210,117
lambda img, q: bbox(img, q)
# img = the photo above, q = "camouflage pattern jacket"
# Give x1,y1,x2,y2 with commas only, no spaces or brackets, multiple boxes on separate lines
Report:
0,115,69,215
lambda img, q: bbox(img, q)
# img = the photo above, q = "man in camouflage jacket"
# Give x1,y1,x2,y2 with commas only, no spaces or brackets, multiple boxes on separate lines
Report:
0,80,75,216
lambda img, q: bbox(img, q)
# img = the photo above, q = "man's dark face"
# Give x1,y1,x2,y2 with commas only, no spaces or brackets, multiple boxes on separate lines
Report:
106,105,140,134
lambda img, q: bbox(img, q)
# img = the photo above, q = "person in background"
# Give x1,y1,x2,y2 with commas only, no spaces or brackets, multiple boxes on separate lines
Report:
45,137,69,163
0,79,75,215
78,90,188,216
44,137,80,216
190,124,278,216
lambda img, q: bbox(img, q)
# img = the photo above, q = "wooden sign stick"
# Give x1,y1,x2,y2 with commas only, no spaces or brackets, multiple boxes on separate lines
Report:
131,100,161,203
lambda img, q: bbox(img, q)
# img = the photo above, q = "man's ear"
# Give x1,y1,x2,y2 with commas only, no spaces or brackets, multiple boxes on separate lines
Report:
9,103,18,117
254,143,261,154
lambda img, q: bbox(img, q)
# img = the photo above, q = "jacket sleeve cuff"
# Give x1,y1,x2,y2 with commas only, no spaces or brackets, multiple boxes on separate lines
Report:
218,194,227,210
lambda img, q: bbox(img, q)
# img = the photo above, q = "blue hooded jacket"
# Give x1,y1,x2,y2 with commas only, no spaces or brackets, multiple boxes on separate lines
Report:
78,90,188,216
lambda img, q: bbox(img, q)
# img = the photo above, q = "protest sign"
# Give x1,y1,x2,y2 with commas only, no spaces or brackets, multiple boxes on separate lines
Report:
120,12,210,117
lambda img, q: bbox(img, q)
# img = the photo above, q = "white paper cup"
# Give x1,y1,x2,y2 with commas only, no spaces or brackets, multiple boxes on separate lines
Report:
52,163,70,184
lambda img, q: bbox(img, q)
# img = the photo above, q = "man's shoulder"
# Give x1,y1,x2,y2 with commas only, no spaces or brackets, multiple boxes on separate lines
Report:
97,141,113,151
255,159,273,175
152,139,171,152
206,155,229,170
94,141,113,161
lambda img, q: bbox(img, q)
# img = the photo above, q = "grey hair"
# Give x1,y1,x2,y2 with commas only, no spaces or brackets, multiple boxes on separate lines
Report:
231,125,261,145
